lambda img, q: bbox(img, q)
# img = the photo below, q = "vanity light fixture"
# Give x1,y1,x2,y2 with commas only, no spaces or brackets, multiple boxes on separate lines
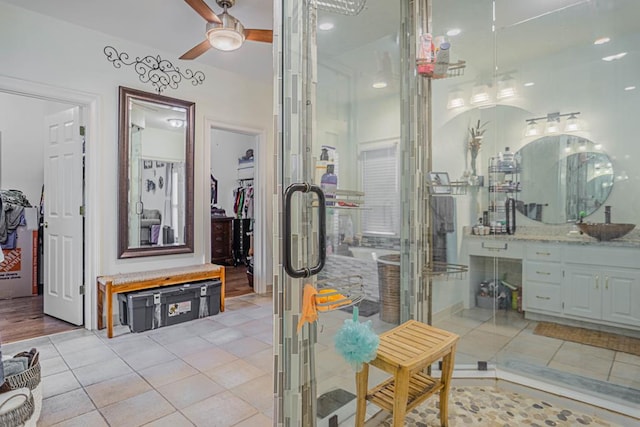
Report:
447,89,465,109
564,113,580,132
470,84,491,105
497,75,516,99
524,119,539,137
525,111,581,136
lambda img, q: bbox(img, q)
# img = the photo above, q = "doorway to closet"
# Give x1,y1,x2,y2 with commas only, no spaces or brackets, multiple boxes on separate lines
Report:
0,91,84,343
210,127,258,298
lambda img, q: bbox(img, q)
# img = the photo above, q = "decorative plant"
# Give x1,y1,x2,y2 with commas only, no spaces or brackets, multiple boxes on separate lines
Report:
468,120,488,176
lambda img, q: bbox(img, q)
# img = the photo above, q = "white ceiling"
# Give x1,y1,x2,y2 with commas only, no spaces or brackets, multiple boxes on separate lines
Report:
3,0,638,89
1,0,275,84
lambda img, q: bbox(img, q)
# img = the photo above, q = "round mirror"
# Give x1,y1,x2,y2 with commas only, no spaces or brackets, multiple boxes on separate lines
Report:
517,134,614,224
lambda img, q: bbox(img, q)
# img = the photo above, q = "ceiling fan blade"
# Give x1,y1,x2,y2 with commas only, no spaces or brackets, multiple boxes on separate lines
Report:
245,29,273,43
184,0,222,24
180,40,212,60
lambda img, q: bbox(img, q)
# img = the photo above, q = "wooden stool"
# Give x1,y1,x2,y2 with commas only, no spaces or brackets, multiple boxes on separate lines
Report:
355,320,458,427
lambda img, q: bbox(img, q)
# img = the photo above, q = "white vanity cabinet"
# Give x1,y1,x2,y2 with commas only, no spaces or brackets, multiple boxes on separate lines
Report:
522,244,563,315
466,235,640,331
564,263,640,327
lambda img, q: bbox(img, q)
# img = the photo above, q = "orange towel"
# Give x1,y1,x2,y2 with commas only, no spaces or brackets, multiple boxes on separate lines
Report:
316,288,352,311
297,284,319,332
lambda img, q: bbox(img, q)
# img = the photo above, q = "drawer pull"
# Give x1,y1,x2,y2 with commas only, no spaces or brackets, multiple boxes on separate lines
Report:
595,275,599,289
536,295,551,300
536,271,551,275
536,251,551,256
481,242,508,251
606,276,609,290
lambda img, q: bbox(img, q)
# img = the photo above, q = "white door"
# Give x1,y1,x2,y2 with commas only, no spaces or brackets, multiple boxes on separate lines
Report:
43,107,84,325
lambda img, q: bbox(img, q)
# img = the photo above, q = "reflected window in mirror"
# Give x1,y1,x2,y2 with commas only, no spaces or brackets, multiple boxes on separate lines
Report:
516,134,613,224
118,87,195,258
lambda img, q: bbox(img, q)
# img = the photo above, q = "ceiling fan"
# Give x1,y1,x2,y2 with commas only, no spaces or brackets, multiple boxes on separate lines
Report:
180,0,272,59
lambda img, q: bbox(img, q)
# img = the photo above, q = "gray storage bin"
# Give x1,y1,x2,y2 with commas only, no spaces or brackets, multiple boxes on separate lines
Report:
117,280,221,333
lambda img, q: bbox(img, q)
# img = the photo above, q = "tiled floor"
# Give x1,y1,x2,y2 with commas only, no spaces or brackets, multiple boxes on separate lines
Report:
434,307,640,396
4,293,639,426
2,293,274,427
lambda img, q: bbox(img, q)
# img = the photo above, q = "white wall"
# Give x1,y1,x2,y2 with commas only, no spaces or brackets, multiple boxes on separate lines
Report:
0,93,74,206
141,128,185,162
0,2,274,326
210,128,256,216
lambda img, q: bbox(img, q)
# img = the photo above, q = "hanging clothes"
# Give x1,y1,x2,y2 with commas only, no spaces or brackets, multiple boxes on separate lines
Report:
233,181,254,219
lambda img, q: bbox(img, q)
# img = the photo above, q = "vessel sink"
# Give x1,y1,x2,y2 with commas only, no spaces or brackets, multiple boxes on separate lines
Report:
577,223,635,241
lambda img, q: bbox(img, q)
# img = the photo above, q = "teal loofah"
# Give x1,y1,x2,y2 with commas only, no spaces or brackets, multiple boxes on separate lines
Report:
334,306,380,372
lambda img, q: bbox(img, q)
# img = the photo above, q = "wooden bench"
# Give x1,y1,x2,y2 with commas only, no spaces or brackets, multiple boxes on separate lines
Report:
97,264,225,338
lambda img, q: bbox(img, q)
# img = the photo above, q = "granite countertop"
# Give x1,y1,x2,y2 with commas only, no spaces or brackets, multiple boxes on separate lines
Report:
463,225,640,248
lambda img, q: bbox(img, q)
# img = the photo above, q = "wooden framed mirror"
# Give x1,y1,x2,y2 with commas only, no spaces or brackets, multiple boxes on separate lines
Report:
118,86,195,258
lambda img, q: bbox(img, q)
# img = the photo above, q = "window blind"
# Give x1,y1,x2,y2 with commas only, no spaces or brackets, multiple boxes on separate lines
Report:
360,145,399,235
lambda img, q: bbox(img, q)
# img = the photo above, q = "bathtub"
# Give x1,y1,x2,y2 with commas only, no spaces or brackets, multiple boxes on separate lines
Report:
347,246,399,261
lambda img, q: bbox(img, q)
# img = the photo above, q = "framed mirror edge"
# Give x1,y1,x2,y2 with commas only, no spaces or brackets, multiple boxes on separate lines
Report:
117,86,196,259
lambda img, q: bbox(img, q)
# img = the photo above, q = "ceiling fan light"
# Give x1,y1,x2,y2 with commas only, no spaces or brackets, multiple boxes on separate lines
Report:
206,12,245,51
209,29,244,51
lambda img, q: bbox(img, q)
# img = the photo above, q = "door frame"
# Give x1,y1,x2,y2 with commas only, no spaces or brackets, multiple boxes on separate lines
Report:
0,75,100,330
204,118,270,294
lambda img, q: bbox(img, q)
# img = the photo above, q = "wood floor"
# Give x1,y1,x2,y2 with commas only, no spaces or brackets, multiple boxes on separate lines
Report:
223,264,254,298
0,295,79,344
0,264,254,344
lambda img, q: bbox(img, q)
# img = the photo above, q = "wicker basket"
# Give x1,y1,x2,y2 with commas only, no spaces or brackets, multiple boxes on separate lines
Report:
2,360,41,424
0,389,35,427
4,363,40,392
377,254,400,324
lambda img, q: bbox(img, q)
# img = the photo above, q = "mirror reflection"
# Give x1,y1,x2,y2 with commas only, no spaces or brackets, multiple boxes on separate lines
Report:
118,87,194,258
517,134,614,224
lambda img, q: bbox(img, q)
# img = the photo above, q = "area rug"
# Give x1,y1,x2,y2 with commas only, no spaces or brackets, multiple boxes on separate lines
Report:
533,322,640,357
340,299,380,317
382,386,617,426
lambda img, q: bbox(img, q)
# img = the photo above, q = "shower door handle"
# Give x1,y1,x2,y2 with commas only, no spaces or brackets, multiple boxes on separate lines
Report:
283,183,326,278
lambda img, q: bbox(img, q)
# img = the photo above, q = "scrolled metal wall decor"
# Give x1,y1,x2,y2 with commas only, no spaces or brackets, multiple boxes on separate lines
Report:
103,46,205,93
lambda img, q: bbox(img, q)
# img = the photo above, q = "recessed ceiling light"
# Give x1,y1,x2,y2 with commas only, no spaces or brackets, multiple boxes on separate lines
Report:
523,82,535,87
602,52,627,62
446,28,461,37
624,86,636,91
594,37,611,45
318,22,334,31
